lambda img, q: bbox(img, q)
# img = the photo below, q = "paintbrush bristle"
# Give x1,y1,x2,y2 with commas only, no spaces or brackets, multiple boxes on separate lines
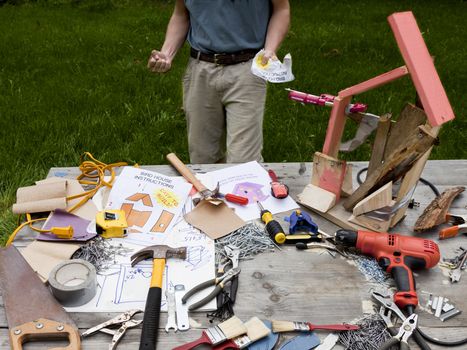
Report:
272,320,296,333
218,316,247,339
245,317,270,342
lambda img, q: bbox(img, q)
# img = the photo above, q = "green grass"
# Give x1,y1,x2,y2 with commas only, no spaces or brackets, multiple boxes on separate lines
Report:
0,0,465,243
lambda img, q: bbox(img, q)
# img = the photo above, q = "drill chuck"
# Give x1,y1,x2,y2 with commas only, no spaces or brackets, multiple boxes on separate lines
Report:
334,229,358,247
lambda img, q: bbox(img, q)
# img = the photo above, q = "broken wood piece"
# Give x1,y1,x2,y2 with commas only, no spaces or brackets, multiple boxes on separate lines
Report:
383,104,427,161
353,181,393,217
311,152,346,201
414,186,465,231
343,125,437,210
297,184,336,213
367,113,392,176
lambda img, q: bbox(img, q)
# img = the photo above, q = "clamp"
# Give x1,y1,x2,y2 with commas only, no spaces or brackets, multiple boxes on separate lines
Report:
379,314,417,350
182,268,241,311
440,214,467,240
81,309,143,350
284,210,318,234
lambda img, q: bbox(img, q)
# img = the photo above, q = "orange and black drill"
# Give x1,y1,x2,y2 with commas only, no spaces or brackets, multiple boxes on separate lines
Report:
334,229,440,311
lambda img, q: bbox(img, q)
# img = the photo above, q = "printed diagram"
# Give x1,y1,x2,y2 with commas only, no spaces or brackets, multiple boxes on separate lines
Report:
120,192,174,233
232,182,269,204
114,264,153,305
186,245,212,271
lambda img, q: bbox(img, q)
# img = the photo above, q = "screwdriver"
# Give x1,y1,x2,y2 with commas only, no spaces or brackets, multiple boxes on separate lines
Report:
257,202,286,244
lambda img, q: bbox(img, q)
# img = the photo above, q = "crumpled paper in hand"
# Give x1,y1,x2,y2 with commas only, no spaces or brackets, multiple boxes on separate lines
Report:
251,49,294,83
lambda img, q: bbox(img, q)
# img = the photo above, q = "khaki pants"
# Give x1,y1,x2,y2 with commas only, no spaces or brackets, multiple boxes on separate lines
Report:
182,58,267,164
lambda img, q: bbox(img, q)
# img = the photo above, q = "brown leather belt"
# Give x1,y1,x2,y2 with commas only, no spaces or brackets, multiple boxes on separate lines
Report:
190,48,258,65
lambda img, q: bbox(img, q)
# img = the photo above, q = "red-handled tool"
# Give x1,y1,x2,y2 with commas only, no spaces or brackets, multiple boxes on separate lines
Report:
268,170,289,199
217,192,249,205
272,320,359,333
335,229,440,311
440,214,467,240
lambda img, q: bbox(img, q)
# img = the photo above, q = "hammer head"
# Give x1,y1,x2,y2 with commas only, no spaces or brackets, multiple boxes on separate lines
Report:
130,245,187,266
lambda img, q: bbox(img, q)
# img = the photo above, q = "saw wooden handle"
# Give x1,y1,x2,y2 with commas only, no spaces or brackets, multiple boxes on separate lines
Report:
9,318,81,350
166,153,208,193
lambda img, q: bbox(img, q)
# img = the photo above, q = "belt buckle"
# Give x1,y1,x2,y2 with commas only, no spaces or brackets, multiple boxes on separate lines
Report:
214,53,222,65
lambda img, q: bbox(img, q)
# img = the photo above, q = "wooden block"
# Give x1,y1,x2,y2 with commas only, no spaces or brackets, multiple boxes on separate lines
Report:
343,125,437,210
311,152,346,202
322,96,352,158
353,181,393,217
341,164,353,198
339,66,408,98
349,214,391,233
367,113,392,176
297,184,336,213
388,11,455,127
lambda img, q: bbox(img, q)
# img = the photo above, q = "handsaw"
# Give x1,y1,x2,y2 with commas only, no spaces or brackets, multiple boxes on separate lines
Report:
0,246,81,350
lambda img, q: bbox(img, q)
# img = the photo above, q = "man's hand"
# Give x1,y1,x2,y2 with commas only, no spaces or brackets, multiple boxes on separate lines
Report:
148,50,172,73
261,49,277,65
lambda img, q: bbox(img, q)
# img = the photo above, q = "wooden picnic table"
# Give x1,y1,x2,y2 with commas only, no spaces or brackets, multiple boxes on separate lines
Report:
1,160,466,349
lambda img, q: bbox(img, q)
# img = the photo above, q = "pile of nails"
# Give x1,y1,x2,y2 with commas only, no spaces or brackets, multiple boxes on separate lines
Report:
338,313,391,350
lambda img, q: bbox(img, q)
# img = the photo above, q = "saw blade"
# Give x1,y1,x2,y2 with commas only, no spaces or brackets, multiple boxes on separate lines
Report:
0,245,77,328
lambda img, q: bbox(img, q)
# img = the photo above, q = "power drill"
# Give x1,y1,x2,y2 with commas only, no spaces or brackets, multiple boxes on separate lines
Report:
335,229,440,310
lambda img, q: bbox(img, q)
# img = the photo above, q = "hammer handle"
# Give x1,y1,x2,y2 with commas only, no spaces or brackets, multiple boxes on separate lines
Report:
139,258,165,350
166,153,208,193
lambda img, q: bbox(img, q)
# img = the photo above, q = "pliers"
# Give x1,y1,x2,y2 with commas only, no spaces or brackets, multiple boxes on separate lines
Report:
182,267,241,311
81,309,143,350
372,292,431,350
217,245,240,304
379,314,418,350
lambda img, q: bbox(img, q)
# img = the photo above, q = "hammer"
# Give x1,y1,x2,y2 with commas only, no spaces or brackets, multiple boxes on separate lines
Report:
131,245,187,350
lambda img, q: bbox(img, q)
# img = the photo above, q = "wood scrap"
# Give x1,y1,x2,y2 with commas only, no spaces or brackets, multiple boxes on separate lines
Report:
414,186,465,231
344,125,437,210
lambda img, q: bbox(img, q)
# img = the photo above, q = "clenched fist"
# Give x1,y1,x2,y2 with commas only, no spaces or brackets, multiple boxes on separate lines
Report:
147,50,172,73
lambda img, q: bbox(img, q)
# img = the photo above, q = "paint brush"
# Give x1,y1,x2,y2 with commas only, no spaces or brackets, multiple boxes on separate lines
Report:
172,316,247,350
213,317,271,349
272,320,359,333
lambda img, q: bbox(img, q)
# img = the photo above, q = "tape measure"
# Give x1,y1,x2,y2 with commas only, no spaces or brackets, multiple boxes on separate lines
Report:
96,210,128,239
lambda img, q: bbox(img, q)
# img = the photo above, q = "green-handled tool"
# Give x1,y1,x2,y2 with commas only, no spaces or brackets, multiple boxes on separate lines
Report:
257,202,286,244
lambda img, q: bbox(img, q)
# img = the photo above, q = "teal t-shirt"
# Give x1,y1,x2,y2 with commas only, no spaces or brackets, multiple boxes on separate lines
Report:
184,0,271,54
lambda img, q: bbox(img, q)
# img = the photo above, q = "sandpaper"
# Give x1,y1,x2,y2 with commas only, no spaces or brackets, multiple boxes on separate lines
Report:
19,240,81,282
38,209,96,242
184,199,245,239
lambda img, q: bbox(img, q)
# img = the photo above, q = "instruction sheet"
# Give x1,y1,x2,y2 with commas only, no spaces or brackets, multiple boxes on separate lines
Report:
66,208,216,313
199,161,299,221
106,167,192,235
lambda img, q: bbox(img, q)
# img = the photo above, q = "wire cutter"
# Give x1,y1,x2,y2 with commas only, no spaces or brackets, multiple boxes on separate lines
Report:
81,309,143,350
182,267,241,311
379,313,417,350
372,292,431,350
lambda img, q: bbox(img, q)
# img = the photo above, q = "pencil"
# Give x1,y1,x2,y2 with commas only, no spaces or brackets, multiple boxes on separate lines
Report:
172,316,247,350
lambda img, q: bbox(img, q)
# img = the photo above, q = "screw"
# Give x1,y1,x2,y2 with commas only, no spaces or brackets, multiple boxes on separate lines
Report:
14,329,21,335
57,325,64,331
36,323,44,329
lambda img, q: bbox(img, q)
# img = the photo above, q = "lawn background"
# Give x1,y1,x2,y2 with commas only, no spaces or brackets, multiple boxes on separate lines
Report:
0,0,465,242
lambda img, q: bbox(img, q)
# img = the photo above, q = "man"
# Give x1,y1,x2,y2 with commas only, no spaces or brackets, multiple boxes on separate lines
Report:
148,0,290,164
